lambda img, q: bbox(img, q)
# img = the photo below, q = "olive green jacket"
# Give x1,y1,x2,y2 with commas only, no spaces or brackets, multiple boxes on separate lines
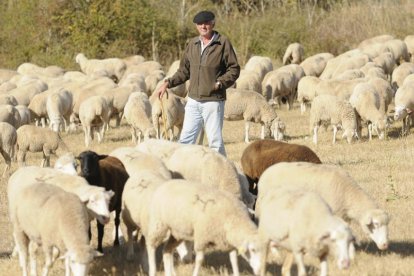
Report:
167,31,240,101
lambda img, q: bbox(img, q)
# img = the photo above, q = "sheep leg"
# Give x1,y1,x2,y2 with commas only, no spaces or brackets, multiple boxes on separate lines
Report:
368,123,373,140
113,209,121,246
0,149,11,177
96,221,104,253
29,241,38,276
15,230,29,276
229,249,240,276
259,241,269,276
192,250,205,276
125,226,136,261
319,255,328,276
83,126,90,147
261,125,265,140
17,150,26,167
162,237,180,276
244,122,250,143
146,244,157,276
281,252,293,276
300,102,306,114
176,241,194,263
294,252,306,276
332,125,337,144
313,126,318,145
41,118,46,128
41,245,53,276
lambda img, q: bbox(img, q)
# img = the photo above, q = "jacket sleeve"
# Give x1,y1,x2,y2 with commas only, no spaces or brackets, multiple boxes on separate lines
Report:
167,44,191,88
217,39,240,89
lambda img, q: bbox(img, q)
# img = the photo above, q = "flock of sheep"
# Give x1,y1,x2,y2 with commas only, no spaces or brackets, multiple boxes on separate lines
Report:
1,32,413,276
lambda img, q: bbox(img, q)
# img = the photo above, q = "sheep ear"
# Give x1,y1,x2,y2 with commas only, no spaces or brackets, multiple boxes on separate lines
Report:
238,242,248,256
106,190,115,199
98,154,108,160
319,232,331,242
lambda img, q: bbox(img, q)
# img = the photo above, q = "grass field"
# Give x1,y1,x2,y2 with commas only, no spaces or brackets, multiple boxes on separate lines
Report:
0,101,413,275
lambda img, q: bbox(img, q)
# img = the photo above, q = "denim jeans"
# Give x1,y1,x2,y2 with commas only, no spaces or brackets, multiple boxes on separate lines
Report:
179,97,226,156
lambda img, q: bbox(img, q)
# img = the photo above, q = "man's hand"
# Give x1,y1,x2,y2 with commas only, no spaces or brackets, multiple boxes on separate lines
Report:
214,81,222,90
157,80,169,99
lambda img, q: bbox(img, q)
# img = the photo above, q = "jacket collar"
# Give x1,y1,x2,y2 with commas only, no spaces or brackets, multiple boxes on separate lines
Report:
194,31,221,45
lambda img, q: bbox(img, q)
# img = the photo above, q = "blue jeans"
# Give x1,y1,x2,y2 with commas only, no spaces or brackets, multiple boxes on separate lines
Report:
179,98,226,156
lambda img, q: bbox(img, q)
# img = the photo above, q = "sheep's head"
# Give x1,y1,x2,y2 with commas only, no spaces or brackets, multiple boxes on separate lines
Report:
75,53,85,64
271,117,286,141
238,236,262,276
54,152,79,175
372,118,388,139
83,188,114,225
77,150,107,182
360,209,390,250
394,106,408,121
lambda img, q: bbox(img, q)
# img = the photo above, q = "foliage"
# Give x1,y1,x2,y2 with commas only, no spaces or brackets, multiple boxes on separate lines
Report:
0,0,413,69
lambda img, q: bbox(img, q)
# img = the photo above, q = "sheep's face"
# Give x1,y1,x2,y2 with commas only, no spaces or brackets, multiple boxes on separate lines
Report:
394,106,407,121
78,151,101,181
271,118,286,141
86,190,114,225
361,209,390,250
342,128,357,144
239,238,262,276
324,223,354,270
54,153,79,176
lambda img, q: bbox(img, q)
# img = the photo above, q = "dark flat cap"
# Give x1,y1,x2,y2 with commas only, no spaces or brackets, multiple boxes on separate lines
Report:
193,11,215,24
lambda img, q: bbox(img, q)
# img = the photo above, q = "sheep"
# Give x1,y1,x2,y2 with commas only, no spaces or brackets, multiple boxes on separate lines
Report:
357,34,394,48
28,88,55,127
240,139,321,195
135,139,253,205
270,116,286,142
54,152,79,175
17,62,65,78
224,88,285,142
77,150,129,253
394,81,414,134
0,81,17,93
109,146,172,179
331,54,371,78
256,188,354,276
79,95,113,147
149,90,186,140
0,68,18,84
283,43,305,65
0,122,17,177
235,69,262,93
46,88,73,132
122,61,164,79
0,94,18,105
8,181,97,276
349,83,389,140
297,76,321,114
8,165,113,226
0,104,21,128
122,54,146,67
257,162,390,250
405,35,414,62
75,53,127,82
310,94,358,144
123,92,156,144
334,69,365,81
315,78,365,100
15,105,31,126
118,73,147,94
8,79,48,106
146,179,262,276
391,62,414,90
262,70,296,109
244,55,273,82
299,53,334,77
121,170,172,265
145,69,165,95
367,77,394,113
16,125,68,167
381,39,411,65
373,52,396,78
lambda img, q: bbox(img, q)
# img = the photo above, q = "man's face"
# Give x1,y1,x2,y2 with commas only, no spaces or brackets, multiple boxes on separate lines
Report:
196,21,214,37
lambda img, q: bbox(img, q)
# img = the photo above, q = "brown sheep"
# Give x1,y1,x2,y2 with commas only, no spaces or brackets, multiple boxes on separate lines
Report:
241,139,321,195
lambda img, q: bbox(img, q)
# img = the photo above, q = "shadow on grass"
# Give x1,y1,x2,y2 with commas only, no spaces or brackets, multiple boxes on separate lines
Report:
357,241,414,257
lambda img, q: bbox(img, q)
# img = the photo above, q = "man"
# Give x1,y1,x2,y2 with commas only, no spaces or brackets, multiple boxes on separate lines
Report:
157,10,240,156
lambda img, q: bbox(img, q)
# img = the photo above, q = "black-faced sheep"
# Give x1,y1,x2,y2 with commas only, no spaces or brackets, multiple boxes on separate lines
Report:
240,139,322,195
77,150,129,253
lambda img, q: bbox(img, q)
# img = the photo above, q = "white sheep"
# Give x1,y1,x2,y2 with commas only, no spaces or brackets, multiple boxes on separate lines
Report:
297,76,321,114
404,35,414,62
357,34,394,48
244,55,273,82
122,54,146,67
235,69,262,93
0,94,18,105
146,179,262,276
28,88,56,127
283,43,305,65
8,180,98,276
109,146,172,179
262,70,296,109
165,60,187,97
334,69,365,81
391,62,414,90
54,152,79,175
75,53,127,82
0,68,18,84
79,95,113,147
299,52,334,77
7,79,48,106
349,83,389,140
394,81,414,134
0,104,21,129
122,60,164,79
46,88,73,132
16,125,68,167
310,94,358,144
145,69,165,95
331,54,371,78
15,105,31,126
224,88,285,142
123,92,156,144
149,90,185,141
0,122,17,177
118,72,147,94
256,188,354,276
373,52,396,78
315,78,365,100
257,162,390,251
381,39,411,65
367,77,394,113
